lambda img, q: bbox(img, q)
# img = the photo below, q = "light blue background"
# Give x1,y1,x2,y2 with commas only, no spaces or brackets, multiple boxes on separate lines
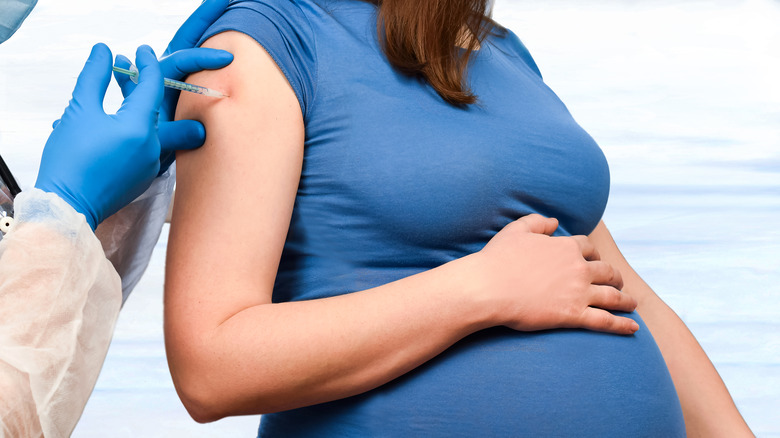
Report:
0,0,777,436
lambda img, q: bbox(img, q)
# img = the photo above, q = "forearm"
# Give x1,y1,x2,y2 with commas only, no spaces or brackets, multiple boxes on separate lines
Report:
0,361,42,437
0,190,121,437
634,294,752,437
95,167,176,303
168,29,638,422
589,222,752,437
166,254,491,421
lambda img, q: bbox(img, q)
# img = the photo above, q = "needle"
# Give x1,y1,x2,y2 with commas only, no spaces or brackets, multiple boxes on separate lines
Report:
112,64,227,98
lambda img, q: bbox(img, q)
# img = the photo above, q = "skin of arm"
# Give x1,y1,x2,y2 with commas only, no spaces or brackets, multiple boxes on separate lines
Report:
589,221,753,437
167,30,639,423
166,30,491,421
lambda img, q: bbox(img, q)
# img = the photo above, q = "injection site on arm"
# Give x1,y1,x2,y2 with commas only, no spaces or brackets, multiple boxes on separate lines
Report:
113,63,228,98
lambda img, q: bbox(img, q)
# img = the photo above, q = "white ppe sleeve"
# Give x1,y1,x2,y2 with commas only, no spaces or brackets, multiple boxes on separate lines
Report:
95,164,175,304
0,189,121,438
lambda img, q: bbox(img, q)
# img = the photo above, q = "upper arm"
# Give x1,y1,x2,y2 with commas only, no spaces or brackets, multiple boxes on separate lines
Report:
166,30,304,336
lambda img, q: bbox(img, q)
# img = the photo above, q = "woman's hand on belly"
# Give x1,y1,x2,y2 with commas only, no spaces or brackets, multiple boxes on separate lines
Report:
464,214,639,335
166,31,640,421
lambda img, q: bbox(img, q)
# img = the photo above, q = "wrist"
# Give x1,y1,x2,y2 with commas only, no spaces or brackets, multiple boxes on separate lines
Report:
442,253,502,333
34,181,98,230
11,188,94,234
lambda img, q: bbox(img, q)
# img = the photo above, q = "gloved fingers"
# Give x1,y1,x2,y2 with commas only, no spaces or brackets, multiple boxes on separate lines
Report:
69,43,113,112
113,54,137,98
159,48,233,81
117,45,163,122
158,120,206,154
158,120,206,176
163,0,229,56
51,119,61,129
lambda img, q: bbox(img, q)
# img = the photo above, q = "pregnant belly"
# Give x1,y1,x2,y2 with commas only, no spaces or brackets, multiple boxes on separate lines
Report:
259,313,685,437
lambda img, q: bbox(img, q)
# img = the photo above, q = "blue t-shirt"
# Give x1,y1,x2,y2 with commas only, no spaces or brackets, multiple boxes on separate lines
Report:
200,1,686,436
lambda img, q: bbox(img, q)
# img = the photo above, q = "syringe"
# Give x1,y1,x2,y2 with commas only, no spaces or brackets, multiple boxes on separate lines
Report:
112,63,227,98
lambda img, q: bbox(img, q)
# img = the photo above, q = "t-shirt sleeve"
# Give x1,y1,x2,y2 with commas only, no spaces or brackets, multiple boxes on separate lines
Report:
198,0,317,118
502,28,543,79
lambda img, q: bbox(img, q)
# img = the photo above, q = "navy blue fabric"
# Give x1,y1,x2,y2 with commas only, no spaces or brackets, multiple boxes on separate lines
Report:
200,1,686,436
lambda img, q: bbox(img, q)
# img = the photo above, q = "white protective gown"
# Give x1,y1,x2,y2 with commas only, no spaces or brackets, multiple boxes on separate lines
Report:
0,168,174,437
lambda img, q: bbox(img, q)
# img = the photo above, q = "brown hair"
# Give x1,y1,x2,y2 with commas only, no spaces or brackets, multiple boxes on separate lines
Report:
363,0,503,106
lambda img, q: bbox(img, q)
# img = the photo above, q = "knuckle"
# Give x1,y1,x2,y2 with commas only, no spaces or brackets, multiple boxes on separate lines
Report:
558,236,580,253
572,259,591,279
624,294,638,311
523,213,542,223
609,288,624,306
508,219,529,233
602,263,622,289
564,305,583,324
603,263,615,281
613,269,624,290
597,312,613,328
599,261,613,278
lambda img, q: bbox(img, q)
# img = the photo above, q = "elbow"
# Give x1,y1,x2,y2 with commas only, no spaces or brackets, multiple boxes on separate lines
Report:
171,360,304,420
172,369,284,422
184,399,222,424
165,311,236,422
169,350,278,422
165,323,298,419
167,344,231,423
172,370,228,424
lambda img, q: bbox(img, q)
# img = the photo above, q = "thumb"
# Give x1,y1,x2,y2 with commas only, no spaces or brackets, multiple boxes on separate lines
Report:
69,43,113,111
516,214,559,236
118,45,163,120
158,119,206,153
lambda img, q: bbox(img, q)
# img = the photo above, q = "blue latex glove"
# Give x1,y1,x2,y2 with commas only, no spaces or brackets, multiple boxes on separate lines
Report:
114,0,233,174
35,44,164,231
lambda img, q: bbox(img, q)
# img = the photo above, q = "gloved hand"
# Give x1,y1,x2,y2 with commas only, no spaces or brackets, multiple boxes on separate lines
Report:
114,0,233,174
35,44,164,231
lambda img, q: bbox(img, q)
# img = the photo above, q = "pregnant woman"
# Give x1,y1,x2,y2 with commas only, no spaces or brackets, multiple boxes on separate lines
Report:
165,0,752,435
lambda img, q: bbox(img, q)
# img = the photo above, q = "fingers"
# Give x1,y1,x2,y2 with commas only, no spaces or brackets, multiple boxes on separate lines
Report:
159,48,233,81
579,307,640,335
113,54,137,98
571,235,599,261
588,260,624,290
158,120,206,153
515,214,559,236
588,285,636,313
163,0,229,56
117,45,163,121
69,43,113,112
